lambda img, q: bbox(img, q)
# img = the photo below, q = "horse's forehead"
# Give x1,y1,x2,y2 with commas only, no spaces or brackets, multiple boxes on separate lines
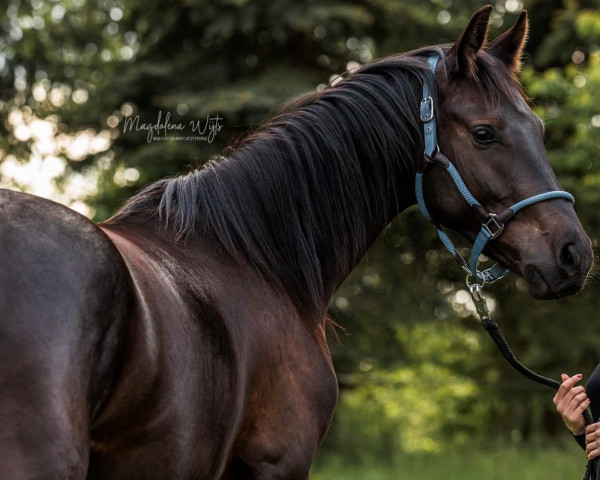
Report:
510,94,534,116
443,83,532,121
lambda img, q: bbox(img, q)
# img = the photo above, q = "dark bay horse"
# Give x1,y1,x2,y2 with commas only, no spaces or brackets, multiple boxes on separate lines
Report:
0,6,593,479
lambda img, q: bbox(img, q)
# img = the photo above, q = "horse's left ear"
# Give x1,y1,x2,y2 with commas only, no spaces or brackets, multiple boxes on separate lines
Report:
487,10,529,73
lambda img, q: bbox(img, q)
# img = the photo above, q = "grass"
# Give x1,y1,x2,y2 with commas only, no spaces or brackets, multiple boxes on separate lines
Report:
310,441,586,480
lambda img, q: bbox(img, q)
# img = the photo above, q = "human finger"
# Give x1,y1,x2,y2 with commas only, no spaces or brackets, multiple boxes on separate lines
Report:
588,438,600,460
565,386,586,403
567,389,588,408
555,385,585,412
574,397,591,418
554,374,583,403
565,393,590,420
586,423,600,439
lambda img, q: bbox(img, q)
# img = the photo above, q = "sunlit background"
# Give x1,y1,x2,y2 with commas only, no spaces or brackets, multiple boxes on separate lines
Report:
2,0,600,478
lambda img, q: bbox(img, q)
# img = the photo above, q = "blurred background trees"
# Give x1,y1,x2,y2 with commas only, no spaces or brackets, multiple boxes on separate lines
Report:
2,0,600,477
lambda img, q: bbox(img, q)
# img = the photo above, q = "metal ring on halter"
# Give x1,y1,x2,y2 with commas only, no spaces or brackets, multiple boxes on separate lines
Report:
465,272,486,290
424,144,440,160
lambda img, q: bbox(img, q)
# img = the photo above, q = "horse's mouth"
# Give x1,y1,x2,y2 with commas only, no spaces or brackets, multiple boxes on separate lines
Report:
485,247,590,300
522,264,586,300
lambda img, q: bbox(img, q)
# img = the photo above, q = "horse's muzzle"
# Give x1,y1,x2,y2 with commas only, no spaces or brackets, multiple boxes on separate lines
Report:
522,234,593,299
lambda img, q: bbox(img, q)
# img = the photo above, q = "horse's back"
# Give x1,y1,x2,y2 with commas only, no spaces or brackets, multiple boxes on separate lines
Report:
0,189,131,478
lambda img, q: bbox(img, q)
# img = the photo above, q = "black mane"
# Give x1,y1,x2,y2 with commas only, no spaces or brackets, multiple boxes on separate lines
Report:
109,46,520,316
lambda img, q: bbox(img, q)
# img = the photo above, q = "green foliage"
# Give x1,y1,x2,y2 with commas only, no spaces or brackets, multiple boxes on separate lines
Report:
333,359,484,454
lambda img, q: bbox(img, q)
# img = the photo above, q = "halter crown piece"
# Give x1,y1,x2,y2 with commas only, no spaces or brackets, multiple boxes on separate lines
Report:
415,54,575,287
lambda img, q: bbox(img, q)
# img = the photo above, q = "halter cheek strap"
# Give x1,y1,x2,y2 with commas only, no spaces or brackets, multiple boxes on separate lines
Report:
415,54,575,285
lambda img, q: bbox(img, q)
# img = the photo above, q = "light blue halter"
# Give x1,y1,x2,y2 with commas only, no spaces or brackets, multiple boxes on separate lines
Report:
415,54,575,285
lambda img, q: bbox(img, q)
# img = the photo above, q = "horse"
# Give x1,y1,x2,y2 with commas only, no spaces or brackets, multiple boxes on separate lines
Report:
0,5,593,479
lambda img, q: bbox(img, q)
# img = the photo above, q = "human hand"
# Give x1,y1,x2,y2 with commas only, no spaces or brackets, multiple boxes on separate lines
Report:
586,423,600,460
553,373,589,436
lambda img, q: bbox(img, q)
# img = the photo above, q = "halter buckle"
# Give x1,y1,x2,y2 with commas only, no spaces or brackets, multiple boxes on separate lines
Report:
482,214,504,240
420,96,434,123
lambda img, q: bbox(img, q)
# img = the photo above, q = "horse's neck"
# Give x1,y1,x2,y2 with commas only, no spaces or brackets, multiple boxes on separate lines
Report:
313,152,419,300
226,93,421,312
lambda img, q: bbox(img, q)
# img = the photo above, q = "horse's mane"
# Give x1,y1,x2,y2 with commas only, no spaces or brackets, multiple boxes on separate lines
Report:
108,46,520,316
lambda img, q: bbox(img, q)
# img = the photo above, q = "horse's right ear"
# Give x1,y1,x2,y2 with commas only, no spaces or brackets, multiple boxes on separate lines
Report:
446,5,493,77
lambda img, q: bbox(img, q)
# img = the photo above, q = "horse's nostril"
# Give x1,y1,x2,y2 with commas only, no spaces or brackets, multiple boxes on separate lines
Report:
559,242,579,272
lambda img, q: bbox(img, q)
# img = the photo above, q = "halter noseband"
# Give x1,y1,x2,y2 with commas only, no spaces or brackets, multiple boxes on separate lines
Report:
415,54,575,286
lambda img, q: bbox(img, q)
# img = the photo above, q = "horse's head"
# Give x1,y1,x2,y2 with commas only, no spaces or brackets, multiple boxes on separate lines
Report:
422,6,593,298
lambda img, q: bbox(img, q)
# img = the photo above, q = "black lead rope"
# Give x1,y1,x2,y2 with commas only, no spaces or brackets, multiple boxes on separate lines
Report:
468,283,599,480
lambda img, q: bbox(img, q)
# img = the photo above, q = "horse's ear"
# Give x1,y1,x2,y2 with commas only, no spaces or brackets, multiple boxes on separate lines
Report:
487,10,528,74
447,5,493,76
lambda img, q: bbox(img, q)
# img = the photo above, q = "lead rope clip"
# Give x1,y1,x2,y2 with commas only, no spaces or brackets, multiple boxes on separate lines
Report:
466,275,491,321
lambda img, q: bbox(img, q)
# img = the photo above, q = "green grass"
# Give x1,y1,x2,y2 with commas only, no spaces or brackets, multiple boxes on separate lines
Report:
311,441,586,480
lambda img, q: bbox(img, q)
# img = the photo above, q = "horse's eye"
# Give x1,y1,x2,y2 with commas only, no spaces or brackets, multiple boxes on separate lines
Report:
471,126,496,145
